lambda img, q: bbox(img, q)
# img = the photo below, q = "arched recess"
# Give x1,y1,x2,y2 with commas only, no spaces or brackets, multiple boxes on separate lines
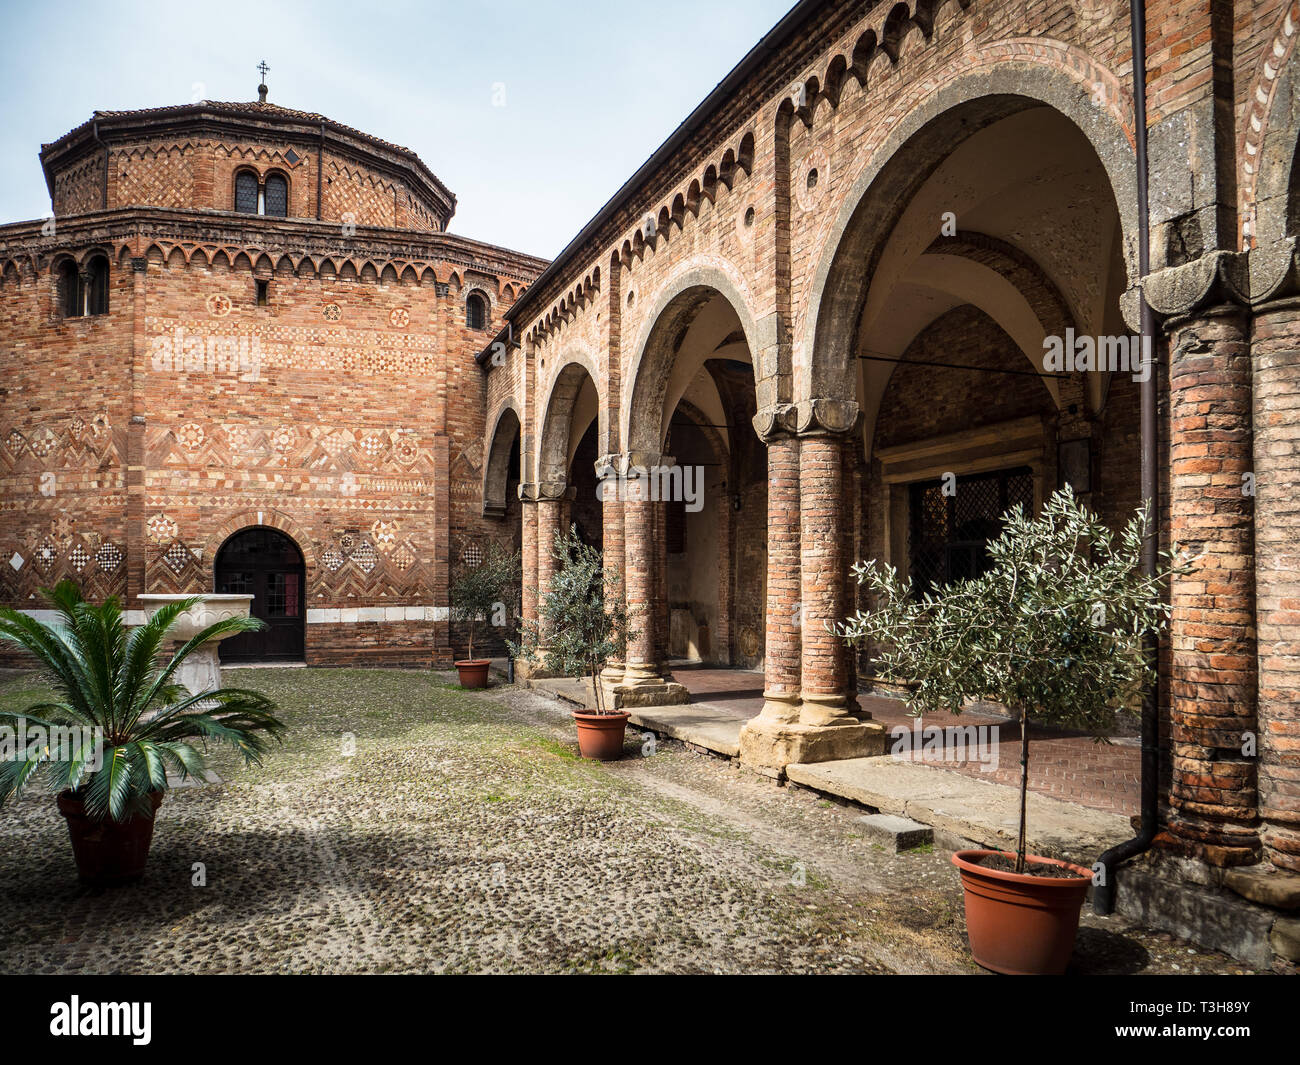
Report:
483,401,521,519
624,261,764,455
537,354,600,487
803,62,1138,407
203,507,319,574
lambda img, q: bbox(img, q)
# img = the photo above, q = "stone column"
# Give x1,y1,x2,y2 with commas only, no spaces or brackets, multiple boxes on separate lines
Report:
598,455,626,692
740,402,881,773
798,422,857,725
1251,297,1300,872
1165,304,1260,866
535,486,570,640
615,452,687,706
516,484,540,679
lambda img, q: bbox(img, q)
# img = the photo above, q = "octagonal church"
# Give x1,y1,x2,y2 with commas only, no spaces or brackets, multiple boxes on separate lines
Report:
0,84,544,667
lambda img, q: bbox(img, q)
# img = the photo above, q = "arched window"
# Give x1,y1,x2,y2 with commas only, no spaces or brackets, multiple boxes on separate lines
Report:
235,171,259,214
57,260,80,317
466,291,487,330
264,174,288,217
85,256,109,315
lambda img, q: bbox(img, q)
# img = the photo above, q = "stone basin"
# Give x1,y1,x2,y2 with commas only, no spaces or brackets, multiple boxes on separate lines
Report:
135,594,255,696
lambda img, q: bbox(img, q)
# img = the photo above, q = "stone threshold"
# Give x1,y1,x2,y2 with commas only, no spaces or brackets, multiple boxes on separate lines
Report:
526,675,1128,866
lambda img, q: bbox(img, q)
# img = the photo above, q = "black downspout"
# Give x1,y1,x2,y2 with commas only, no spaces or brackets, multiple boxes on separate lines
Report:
1095,0,1160,915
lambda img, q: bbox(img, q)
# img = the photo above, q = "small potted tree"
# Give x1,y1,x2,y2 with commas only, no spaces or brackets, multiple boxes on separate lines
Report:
837,487,1182,974
449,540,521,688
0,580,286,884
513,525,637,760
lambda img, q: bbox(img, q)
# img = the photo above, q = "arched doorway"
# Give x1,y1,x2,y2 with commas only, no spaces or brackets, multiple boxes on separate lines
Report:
214,527,305,662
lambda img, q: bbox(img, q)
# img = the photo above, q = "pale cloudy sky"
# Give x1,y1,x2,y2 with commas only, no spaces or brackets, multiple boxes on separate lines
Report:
0,0,795,259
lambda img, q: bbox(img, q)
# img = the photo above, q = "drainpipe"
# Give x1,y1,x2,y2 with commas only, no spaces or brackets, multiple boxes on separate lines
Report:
1094,0,1160,915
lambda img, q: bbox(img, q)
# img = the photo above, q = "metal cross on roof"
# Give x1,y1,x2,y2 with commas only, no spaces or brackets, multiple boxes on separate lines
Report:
257,60,270,82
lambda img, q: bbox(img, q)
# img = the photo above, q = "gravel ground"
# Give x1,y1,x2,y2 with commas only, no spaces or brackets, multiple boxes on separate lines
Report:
0,667,1261,975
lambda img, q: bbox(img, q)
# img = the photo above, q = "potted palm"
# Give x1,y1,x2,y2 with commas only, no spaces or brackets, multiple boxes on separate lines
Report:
449,540,520,688
512,525,636,760
837,487,1181,974
0,580,286,884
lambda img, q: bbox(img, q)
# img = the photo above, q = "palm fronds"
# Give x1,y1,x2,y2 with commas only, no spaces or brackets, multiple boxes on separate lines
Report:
0,580,286,821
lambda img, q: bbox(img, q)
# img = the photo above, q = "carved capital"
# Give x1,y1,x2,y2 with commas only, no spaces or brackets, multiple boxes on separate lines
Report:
1249,236,1300,307
751,403,796,443
130,256,148,273
536,480,572,501
517,482,541,503
792,398,861,437
1132,250,1251,323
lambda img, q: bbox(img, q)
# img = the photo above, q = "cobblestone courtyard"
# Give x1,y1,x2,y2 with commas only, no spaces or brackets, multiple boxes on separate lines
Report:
0,668,1258,975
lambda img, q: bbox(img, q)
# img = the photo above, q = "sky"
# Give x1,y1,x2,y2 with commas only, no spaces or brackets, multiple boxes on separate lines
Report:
0,0,795,260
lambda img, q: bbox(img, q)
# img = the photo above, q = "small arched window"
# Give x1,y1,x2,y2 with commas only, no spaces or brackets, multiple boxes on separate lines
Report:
56,256,109,318
57,260,80,317
235,171,259,214
265,174,288,217
466,292,487,331
85,256,109,315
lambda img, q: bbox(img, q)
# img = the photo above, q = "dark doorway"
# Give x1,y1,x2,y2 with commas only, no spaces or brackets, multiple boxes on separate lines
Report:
214,527,305,662
909,467,1034,595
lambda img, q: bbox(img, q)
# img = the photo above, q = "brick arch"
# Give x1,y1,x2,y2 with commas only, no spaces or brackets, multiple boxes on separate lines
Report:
536,349,602,486
801,45,1138,406
1242,2,1300,264
483,398,521,518
202,509,318,586
622,257,763,456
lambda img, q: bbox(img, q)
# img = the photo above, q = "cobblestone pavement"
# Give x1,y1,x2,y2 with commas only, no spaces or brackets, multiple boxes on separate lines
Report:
0,668,1258,974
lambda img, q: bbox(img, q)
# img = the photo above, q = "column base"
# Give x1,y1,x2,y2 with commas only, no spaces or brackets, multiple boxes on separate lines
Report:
738,719,886,774
611,664,689,707
514,658,560,682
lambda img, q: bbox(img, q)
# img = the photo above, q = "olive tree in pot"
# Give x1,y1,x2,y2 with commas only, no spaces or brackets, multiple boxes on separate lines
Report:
512,525,637,760
449,540,521,688
0,581,286,884
837,487,1182,975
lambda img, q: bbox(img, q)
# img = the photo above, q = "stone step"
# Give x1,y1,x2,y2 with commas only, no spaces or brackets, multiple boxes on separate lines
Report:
856,812,933,852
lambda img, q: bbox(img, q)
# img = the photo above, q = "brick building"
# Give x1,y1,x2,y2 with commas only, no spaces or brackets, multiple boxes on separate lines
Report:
476,0,1300,964
3,0,1300,966
0,88,545,666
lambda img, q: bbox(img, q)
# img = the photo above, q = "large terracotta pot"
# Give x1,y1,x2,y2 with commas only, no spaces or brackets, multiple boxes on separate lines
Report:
455,659,492,688
57,790,165,885
951,849,1092,974
572,710,631,760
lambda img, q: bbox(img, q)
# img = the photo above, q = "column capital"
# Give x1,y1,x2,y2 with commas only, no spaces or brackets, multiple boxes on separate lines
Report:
519,481,575,502
1127,250,1251,326
599,451,674,474
752,403,796,443
792,398,861,438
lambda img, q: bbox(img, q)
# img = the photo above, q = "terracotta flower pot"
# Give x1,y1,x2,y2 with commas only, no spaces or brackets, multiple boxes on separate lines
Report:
455,659,492,688
57,790,165,885
951,849,1092,975
572,710,631,760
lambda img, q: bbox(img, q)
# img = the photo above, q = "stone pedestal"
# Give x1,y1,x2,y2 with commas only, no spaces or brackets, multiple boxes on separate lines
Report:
135,593,254,698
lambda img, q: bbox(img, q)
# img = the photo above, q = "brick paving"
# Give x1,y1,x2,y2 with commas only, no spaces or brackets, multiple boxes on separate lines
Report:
670,664,1141,818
